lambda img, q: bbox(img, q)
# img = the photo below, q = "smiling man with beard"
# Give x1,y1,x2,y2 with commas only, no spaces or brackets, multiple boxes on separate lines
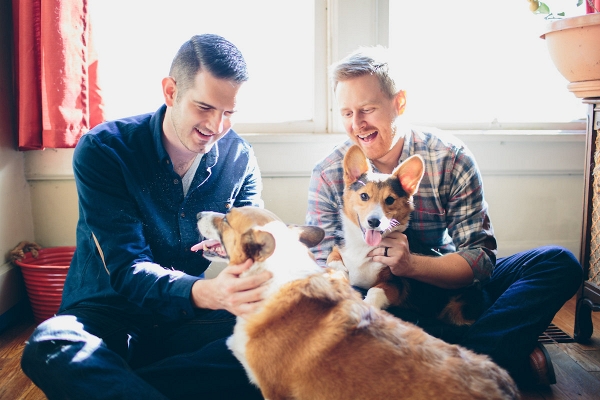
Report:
307,45,583,389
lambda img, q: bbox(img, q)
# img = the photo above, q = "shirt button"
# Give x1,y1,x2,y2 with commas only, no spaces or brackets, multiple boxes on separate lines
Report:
174,179,179,184
180,212,185,218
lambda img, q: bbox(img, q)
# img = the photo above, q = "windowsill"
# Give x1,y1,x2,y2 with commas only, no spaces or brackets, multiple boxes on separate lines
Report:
23,130,586,181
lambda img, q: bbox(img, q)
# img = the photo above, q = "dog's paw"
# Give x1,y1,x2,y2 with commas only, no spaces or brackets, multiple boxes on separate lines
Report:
364,287,390,309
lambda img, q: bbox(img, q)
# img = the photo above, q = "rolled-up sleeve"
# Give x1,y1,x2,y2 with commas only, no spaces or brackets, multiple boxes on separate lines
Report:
445,147,497,283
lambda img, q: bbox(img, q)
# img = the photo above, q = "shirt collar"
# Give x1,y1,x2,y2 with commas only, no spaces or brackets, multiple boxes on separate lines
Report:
398,126,414,165
150,104,170,164
369,124,414,173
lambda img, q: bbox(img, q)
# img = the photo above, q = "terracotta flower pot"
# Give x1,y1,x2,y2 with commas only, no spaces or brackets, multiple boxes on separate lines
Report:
541,13,600,98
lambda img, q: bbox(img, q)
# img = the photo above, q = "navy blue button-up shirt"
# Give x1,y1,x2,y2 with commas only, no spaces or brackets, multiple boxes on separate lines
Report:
60,105,262,321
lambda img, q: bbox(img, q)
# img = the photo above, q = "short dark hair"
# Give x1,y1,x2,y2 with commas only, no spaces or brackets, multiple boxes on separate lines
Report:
169,34,249,94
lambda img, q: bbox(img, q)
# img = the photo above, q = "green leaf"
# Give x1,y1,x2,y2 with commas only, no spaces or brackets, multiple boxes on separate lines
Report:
558,12,566,16
577,0,584,7
537,2,551,14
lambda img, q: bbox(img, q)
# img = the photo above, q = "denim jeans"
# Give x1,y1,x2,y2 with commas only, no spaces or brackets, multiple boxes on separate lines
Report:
21,307,263,400
385,245,583,384
461,245,582,380
21,245,583,397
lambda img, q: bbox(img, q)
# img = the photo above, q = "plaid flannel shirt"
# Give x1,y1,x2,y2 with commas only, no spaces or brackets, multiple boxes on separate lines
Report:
306,128,497,284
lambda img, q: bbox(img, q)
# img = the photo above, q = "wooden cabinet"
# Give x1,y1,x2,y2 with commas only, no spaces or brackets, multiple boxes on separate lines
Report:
575,98,600,342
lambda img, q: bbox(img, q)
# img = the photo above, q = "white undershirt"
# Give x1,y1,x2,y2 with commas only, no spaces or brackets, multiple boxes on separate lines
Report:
181,154,203,196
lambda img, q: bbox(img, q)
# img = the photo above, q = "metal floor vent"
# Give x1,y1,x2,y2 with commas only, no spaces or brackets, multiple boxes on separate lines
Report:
538,323,575,344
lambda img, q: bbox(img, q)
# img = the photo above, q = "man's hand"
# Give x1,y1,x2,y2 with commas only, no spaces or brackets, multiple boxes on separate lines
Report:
190,259,272,318
368,231,412,277
368,231,474,289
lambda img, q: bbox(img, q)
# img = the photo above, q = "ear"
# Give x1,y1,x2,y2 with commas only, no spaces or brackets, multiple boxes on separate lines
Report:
241,229,276,262
162,76,177,107
394,90,407,116
343,145,370,184
288,225,325,248
394,154,424,196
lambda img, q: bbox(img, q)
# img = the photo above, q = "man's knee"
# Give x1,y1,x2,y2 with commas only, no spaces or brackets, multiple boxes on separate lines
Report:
21,315,101,380
538,245,583,292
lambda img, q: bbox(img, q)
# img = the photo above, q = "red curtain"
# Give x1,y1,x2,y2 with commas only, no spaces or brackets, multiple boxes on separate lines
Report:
12,0,104,150
587,0,600,13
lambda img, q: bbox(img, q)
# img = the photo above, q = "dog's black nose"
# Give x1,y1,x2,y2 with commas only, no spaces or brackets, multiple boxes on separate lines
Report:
368,218,381,228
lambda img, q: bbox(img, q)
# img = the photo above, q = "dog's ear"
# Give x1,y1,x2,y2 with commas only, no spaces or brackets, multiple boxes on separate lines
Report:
241,229,276,262
394,154,425,196
288,225,325,248
343,145,370,184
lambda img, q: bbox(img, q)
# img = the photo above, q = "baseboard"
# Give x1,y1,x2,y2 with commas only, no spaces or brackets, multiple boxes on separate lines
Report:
498,240,581,262
0,299,33,335
0,262,26,312
0,261,31,334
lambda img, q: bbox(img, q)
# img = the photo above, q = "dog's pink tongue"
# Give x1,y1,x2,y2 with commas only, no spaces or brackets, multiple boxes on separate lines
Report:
191,239,220,252
365,230,382,247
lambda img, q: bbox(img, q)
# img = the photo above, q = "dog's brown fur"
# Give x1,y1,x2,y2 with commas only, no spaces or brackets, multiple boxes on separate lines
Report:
196,206,519,400
327,145,483,326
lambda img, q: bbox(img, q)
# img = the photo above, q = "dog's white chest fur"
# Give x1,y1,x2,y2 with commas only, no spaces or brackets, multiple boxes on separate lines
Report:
338,213,386,289
227,318,257,384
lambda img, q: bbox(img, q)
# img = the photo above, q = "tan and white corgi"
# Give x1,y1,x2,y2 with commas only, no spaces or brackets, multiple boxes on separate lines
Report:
327,145,483,326
194,206,518,400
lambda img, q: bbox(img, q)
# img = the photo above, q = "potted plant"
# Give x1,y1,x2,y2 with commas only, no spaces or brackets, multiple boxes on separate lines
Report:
531,0,600,98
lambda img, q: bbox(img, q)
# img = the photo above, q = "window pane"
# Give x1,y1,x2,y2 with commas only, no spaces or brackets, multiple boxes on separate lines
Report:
89,0,314,124
388,1,586,126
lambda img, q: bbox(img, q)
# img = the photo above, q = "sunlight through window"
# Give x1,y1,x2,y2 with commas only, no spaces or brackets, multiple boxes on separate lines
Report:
89,0,315,125
388,0,586,128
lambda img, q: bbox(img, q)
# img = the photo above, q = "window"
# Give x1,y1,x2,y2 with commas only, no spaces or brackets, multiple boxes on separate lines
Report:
387,0,587,130
90,0,586,134
89,0,326,132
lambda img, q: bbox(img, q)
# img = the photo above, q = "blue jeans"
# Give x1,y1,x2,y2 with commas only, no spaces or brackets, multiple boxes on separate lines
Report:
21,307,263,399
385,245,583,384
462,246,582,379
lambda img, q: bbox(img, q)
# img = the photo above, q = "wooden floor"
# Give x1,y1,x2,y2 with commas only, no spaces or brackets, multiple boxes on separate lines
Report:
1,296,599,399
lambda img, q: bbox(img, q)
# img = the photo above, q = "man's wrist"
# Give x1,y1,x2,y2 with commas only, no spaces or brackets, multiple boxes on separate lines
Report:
190,279,211,309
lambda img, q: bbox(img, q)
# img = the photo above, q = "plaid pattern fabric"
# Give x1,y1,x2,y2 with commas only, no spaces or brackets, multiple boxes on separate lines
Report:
306,128,497,283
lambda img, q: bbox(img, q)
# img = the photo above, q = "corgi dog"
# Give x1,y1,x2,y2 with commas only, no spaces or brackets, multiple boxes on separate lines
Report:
194,206,518,400
327,145,483,326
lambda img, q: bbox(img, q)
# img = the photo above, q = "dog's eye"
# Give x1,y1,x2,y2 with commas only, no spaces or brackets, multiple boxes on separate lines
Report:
385,196,395,205
360,193,369,201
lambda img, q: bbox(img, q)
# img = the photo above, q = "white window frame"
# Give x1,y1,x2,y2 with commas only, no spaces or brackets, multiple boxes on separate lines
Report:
325,0,585,134
238,0,390,135
91,0,586,135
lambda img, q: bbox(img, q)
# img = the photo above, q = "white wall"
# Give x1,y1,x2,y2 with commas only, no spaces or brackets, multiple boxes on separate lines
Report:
23,131,586,266
0,0,35,320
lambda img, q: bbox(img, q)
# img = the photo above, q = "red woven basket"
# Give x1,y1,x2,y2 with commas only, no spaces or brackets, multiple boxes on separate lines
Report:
14,247,75,324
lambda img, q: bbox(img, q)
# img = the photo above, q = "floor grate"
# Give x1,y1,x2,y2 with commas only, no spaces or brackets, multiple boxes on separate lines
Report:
538,323,575,344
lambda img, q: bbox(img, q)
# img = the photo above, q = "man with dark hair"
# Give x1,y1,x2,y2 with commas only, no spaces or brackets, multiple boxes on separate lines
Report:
21,34,267,399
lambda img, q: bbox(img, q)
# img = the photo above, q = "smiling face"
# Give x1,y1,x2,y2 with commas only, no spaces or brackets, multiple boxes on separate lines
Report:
163,70,242,155
335,74,407,173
